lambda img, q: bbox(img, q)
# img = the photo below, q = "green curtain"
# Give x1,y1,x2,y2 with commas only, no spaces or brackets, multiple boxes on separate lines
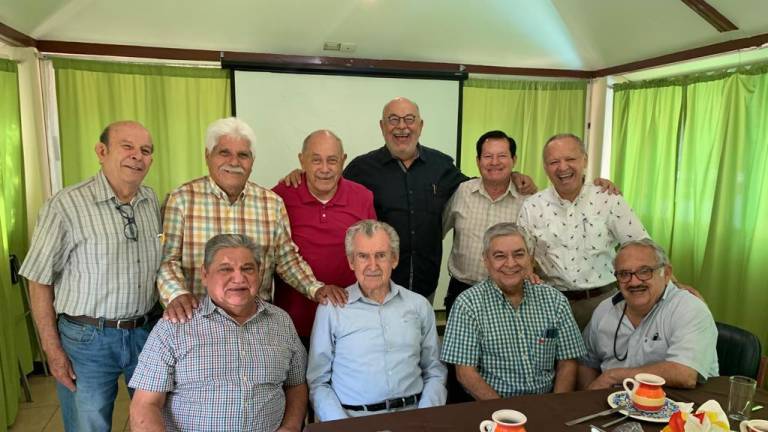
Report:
0,59,33,431
461,79,587,187
53,58,231,200
612,65,768,359
611,83,682,252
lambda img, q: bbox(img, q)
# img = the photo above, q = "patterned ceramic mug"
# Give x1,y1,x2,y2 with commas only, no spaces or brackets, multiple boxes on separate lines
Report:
479,409,527,432
740,419,768,432
623,373,666,411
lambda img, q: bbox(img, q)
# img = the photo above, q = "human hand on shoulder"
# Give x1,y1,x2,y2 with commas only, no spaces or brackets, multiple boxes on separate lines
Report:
281,169,304,188
163,293,199,323
512,172,538,195
593,178,622,195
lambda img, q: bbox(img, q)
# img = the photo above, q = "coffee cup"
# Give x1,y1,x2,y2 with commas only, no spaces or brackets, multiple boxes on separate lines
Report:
479,409,527,432
740,419,768,432
622,373,666,412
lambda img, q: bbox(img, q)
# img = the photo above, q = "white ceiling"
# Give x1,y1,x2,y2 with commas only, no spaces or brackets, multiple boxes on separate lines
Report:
2,0,768,71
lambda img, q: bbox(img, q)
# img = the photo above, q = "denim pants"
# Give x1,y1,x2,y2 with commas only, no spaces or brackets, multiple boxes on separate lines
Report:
56,316,150,432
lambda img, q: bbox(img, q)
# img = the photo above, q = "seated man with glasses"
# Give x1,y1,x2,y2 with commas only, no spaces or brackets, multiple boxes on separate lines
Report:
19,121,162,431
577,239,718,390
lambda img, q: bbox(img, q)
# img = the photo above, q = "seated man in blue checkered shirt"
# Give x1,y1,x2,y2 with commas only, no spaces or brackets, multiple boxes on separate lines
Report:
129,234,307,432
441,222,586,399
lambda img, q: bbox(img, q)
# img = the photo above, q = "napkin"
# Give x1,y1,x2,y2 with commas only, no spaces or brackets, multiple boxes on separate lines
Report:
661,400,730,432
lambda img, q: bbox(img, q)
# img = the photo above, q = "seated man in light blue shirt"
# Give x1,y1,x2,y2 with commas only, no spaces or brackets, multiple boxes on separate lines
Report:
307,220,447,421
578,239,718,390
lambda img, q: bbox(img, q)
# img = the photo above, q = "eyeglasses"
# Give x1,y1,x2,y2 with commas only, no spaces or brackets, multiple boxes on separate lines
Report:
386,114,418,126
115,204,138,241
613,264,663,284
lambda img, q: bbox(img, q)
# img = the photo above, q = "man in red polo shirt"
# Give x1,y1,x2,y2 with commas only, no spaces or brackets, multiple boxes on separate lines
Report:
273,130,376,347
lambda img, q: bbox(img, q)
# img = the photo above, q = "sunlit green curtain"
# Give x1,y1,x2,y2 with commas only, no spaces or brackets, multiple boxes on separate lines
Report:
0,58,33,431
611,83,682,252
53,58,231,199
672,69,768,348
461,79,587,187
611,64,768,359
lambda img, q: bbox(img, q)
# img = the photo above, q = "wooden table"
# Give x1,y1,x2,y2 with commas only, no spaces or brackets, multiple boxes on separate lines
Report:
305,377,768,431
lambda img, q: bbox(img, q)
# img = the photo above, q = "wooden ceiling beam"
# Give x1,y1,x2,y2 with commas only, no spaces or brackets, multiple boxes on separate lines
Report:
680,0,738,32
0,22,36,47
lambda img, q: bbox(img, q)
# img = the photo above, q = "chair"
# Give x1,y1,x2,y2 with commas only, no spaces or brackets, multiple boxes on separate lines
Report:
716,322,762,380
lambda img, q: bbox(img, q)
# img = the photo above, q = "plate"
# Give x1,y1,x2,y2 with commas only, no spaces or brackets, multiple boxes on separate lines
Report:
607,391,680,423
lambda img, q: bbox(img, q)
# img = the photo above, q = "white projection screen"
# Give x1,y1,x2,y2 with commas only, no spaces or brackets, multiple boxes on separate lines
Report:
232,69,463,310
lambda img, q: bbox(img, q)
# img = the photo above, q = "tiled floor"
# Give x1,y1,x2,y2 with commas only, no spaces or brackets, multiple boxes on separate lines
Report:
9,375,131,432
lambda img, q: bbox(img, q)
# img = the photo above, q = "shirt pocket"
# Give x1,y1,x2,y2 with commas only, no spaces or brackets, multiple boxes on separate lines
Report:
532,336,558,371
397,310,422,347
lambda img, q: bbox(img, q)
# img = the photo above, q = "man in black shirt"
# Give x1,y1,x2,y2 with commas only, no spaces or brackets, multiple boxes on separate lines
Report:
343,97,534,299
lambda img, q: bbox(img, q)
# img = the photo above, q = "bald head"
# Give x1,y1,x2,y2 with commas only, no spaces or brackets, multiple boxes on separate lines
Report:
298,129,347,201
380,97,423,163
301,129,344,154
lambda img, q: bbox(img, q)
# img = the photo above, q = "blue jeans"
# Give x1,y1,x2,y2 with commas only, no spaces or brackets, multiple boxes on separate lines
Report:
56,316,150,432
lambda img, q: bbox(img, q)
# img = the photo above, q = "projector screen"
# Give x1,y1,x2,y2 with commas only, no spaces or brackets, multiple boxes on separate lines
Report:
232,69,462,309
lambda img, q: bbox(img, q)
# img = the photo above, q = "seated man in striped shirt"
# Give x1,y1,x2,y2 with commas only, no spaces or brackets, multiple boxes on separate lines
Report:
130,234,307,432
441,222,586,399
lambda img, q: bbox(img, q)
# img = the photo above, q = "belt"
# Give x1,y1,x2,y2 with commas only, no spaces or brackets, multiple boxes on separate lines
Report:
341,393,421,412
61,314,148,329
562,282,616,301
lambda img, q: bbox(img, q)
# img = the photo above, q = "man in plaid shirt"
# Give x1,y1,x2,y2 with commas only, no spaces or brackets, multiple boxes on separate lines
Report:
130,234,307,432
441,222,585,399
158,117,347,323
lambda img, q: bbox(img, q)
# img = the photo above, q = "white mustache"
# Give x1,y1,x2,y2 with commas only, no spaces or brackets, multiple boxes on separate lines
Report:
221,165,245,174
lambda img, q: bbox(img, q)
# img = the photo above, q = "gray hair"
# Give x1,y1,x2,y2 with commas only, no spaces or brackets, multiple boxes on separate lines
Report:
542,133,587,160
205,117,257,153
614,238,670,268
344,220,400,258
203,234,261,269
301,129,344,154
482,222,534,256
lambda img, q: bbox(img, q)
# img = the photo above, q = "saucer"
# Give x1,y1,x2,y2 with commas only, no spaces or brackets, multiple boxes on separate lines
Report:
607,391,680,423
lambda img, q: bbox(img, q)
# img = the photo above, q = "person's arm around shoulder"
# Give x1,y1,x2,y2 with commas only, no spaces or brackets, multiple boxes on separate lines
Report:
306,304,348,421
511,172,538,195
157,191,198,323
416,296,447,408
130,390,167,432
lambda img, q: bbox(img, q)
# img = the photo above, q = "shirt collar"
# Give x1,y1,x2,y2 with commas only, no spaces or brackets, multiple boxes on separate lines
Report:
93,170,149,204
347,280,401,305
373,143,425,165
545,183,590,207
200,295,265,324
473,177,520,201
206,176,250,202
488,278,533,304
297,174,348,206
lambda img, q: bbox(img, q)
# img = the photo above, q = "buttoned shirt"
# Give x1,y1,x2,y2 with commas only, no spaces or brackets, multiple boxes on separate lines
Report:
443,177,527,285
157,176,323,303
307,281,447,421
129,296,307,432
441,279,586,397
272,176,376,336
517,184,648,291
581,282,719,380
343,145,467,296
19,171,161,318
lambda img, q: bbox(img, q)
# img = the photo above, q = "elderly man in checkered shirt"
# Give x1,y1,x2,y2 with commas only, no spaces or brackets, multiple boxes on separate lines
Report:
441,222,586,399
129,234,307,432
